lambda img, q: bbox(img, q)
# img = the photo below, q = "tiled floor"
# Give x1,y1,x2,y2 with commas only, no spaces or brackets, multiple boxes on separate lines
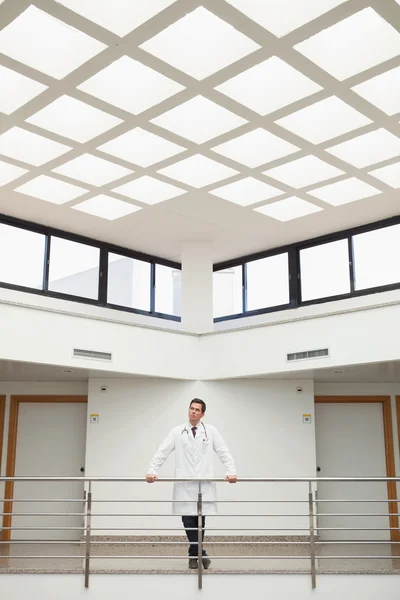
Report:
1,541,399,574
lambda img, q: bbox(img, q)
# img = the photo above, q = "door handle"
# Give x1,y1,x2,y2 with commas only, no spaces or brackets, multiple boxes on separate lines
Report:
80,467,85,472
316,466,321,472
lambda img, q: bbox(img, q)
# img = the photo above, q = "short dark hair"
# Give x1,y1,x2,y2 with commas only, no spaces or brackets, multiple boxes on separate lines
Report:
190,398,206,413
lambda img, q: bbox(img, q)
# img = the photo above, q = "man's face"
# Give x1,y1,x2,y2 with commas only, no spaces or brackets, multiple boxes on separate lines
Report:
188,402,205,426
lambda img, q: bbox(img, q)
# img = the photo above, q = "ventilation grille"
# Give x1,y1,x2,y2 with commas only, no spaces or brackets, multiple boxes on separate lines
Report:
287,348,329,362
73,348,112,361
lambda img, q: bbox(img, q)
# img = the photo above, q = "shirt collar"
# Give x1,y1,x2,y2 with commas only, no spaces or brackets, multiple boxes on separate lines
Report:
188,421,201,430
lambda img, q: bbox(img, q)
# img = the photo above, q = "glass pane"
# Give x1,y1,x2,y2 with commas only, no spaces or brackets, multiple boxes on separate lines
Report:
155,265,181,316
213,266,242,318
48,237,100,300
0,223,45,289
246,254,289,311
300,239,350,301
353,224,400,290
107,253,151,311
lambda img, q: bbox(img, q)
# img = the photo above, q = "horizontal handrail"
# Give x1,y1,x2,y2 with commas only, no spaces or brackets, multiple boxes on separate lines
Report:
1,540,399,545
2,527,399,531
1,476,400,482
3,498,398,503
1,555,397,560
3,512,399,517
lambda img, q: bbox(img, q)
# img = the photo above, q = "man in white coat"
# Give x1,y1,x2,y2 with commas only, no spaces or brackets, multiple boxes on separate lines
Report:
146,398,237,570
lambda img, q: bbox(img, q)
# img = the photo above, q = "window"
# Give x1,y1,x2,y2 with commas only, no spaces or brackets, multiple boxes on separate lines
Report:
0,223,45,289
48,237,100,300
246,253,289,311
107,253,151,311
155,264,181,316
300,239,350,302
213,266,242,318
353,224,400,290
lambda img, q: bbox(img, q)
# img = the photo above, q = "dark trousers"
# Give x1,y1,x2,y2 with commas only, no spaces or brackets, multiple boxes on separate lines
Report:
181,516,207,557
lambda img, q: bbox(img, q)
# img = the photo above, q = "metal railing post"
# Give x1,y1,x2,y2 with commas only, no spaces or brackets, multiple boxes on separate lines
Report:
84,481,92,589
309,481,316,589
197,481,203,590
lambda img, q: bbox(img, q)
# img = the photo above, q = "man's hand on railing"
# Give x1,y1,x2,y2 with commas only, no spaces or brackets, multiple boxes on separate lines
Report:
145,474,158,483
225,475,238,483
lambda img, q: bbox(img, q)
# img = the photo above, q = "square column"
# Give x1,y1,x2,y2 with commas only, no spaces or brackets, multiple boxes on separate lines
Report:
181,242,213,333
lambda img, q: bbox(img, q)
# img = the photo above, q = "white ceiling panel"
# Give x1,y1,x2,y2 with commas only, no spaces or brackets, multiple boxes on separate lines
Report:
0,127,72,166
98,128,186,167
14,174,88,204
276,96,371,143
0,65,47,114
326,129,400,168
78,56,184,114
254,197,323,221
53,153,133,185
263,156,344,188
308,177,381,206
26,95,122,142
140,7,260,79
294,8,400,81
212,128,299,168
369,162,400,188
351,67,400,115
0,160,28,186
216,57,322,115
210,176,283,206
151,95,247,143
158,155,239,188
113,175,186,204
73,195,141,220
225,0,348,37
0,5,105,78
55,0,177,37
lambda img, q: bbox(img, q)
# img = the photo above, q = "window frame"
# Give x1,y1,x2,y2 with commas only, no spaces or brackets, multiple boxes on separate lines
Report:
0,213,181,322
213,215,400,322
2,213,400,325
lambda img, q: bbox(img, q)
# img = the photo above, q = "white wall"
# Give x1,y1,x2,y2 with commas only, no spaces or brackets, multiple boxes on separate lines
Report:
0,288,199,380
202,299,400,379
2,574,400,600
2,286,400,380
85,377,316,536
213,288,400,331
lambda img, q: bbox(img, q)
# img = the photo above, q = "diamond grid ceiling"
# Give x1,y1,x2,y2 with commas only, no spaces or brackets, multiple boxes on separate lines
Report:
0,0,399,263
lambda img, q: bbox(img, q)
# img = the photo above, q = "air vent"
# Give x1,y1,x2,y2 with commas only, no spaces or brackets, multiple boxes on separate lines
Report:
73,348,112,361
287,348,329,362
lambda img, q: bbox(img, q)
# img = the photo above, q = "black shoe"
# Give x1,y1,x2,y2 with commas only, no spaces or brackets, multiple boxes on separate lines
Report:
202,557,211,570
188,558,198,569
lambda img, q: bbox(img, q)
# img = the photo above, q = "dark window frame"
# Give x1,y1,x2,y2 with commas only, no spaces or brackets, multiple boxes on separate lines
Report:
0,213,181,322
213,215,400,322
2,213,400,325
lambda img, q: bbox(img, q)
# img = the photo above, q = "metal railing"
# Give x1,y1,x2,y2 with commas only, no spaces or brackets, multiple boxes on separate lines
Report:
0,476,399,590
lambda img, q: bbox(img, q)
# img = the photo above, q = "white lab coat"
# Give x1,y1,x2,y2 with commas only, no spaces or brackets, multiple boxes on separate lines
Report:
147,422,236,515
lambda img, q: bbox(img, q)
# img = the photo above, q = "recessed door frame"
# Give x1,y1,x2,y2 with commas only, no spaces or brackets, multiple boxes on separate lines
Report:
2,395,87,542
315,396,399,543
396,396,400,463
0,395,5,480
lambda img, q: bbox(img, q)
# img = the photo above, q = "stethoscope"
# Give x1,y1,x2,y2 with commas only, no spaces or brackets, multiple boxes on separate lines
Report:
181,421,209,443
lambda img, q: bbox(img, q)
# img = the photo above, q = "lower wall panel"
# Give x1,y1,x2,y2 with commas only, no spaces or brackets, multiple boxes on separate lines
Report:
1,574,400,600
